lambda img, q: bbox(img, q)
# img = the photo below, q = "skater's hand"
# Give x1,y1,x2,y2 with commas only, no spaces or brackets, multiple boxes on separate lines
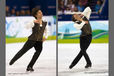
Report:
34,20,42,24
84,21,88,24
79,14,84,18
43,38,47,42
73,14,81,21
34,20,39,23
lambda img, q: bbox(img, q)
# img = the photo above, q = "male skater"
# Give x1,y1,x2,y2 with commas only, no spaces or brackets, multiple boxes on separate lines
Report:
69,7,92,69
9,8,48,72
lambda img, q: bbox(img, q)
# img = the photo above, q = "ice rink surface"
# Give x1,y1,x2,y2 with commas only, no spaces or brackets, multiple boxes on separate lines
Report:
58,43,109,76
6,40,56,76
6,41,108,76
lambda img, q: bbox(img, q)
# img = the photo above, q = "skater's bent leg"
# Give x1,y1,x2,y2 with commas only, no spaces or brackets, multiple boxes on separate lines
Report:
27,41,43,68
81,35,92,65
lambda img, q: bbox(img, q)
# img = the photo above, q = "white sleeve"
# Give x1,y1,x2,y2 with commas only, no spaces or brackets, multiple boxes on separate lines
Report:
25,20,34,29
44,25,49,39
81,7,92,20
74,21,86,30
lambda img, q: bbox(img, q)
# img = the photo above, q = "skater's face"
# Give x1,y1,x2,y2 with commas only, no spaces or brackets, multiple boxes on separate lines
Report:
79,14,84,18
73,14,81,21
36,10,43,19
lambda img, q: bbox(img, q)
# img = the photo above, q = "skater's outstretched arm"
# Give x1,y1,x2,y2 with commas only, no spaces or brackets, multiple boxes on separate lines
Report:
81,7,92,20
67,7,91,20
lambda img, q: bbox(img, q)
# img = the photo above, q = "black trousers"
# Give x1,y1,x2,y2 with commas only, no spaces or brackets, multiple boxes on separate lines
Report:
70,34,92,66
10,40,43,68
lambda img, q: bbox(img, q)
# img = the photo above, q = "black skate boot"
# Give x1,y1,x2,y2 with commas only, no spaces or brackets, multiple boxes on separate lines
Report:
26,67,34,72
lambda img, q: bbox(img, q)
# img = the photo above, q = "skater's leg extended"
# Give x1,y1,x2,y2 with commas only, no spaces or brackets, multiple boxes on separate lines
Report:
27,41,43,71
9,40,36,65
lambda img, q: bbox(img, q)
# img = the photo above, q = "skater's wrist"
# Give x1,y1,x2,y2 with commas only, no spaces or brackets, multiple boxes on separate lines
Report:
43,37,47,41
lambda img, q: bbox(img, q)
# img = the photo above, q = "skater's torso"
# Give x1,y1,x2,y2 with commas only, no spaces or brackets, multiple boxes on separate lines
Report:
28,21,47,41
80,16,92,37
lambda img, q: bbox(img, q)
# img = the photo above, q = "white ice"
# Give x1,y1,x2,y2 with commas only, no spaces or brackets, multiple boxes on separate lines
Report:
6,41,109,76
6,40,56,76
58,43,109,76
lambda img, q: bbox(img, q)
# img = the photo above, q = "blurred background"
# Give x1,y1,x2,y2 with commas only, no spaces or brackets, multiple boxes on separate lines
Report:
6,0,56,43
58,0,108,43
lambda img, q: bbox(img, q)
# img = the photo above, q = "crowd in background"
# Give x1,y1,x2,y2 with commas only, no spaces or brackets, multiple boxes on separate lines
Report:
58,0,104,15
6,0,104,16
95,0,103,13
6,6,31,16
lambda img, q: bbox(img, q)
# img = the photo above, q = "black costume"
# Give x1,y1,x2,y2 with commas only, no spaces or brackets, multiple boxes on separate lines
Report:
9,21,47,71
69,16,92,69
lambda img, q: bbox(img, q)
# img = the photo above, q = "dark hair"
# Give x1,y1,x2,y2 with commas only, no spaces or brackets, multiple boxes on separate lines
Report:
31,8,40,19
72,15,77,22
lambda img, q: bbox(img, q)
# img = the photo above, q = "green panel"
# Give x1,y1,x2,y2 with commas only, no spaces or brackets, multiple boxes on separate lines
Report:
6,36,56,43
58,38,108,43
